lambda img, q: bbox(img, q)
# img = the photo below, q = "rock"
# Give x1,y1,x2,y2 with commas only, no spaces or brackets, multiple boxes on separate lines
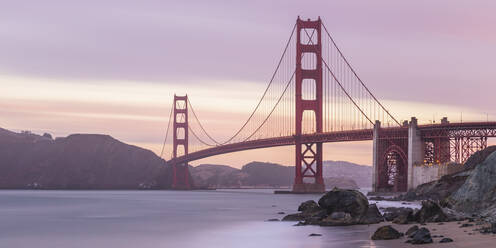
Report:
392,214,409,224
383,207,414,222
277,212,285,214
308,233,322,237
460,223,474,228
414,200,448,223
402,190,418,201
282,213,306,221
448,150,496,215
360,204,384,224
439,237,453,243
266,218,279,222
371,225,403,240
320,212,354,226
369,196,385,201
298,200,320,213
318,188,369,220
409,227,433,244
406,225,419,237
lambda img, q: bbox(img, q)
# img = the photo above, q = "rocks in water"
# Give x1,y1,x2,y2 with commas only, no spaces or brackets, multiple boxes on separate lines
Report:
318,188,369,219
308,233,322,237
383,207,414,223
371,225,403,240
439,237,453,243
320,212,354,226
407,227,433,244
266,218,279,222
405,225,419,237
360,204,384,224
414,200,448,223
298,200,320,212
277,211,285,215
283,188,384,226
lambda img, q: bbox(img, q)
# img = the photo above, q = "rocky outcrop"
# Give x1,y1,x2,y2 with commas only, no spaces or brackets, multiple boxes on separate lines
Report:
397,146,496,202
447,151,496,217
283,188,383,226
414,200,448,223
0,128,173,189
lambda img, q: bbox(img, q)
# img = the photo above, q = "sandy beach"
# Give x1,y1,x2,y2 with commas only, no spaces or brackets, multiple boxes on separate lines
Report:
367,220,496,247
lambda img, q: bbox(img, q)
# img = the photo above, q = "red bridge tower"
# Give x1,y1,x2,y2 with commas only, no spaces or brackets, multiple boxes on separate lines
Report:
293,17,325,193
172,95,192,189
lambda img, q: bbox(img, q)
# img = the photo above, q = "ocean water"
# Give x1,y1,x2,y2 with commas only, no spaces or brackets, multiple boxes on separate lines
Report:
0,189,417,248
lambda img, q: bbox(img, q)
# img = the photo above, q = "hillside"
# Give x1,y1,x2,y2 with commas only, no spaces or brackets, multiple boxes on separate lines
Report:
323,161,372,188
0,128,173,189
190,160,369,189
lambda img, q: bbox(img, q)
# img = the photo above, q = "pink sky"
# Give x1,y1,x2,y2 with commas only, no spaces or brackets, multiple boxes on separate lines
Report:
1,1,495,167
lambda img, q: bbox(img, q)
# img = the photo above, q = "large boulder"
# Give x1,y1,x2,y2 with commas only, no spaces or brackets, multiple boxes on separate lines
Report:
414,200,448,223
318,188,369,220
371,225,403,240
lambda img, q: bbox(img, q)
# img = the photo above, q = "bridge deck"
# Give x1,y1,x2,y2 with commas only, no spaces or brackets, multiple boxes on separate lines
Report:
166,122,496,165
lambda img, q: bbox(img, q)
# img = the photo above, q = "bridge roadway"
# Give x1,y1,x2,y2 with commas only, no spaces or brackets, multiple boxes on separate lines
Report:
166,121,496,166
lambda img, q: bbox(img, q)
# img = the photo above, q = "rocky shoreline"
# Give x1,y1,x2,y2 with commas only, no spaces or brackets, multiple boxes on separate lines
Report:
279,146,496,245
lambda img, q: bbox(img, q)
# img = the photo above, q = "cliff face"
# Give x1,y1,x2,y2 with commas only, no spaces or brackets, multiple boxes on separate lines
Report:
0,128,172,189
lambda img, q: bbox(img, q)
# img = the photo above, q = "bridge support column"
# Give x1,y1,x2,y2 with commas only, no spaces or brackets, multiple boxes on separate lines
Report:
172,95,192,190
292,17,325,193
407,117,423,190
372,121,380,191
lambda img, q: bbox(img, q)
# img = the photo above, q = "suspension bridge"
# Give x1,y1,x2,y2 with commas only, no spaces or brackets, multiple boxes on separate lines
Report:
160,17,496,193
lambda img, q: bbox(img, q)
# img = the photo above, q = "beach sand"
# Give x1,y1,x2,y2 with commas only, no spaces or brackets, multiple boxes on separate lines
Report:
366,220,496,247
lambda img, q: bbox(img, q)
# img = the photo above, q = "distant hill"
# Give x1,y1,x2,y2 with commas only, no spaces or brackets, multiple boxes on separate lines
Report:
191,160,370,189
323,161,372,188
0,128,174,189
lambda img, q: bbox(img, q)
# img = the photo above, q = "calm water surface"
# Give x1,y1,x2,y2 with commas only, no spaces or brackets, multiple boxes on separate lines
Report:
0,189,411,248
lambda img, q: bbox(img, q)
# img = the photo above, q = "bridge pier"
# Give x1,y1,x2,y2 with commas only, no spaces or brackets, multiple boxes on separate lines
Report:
407,117,423,190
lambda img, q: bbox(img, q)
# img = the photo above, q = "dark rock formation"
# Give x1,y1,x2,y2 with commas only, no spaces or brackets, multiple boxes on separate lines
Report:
397,146,496,203
0,128,173,189
318,188,369,219
298,200,320,212
414,200,448,223
360,204,384,224
447,150,496,217
284,188,383,226
405,225,419,237
371,225,403,240
407,227,433,244
383,207,414,222
439,237,453,243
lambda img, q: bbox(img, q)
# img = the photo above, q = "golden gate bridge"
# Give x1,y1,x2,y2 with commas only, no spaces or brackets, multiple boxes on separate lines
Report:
160,17,496,193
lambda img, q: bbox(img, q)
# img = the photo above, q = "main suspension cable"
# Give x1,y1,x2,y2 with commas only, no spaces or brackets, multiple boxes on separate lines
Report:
321,22,400,126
